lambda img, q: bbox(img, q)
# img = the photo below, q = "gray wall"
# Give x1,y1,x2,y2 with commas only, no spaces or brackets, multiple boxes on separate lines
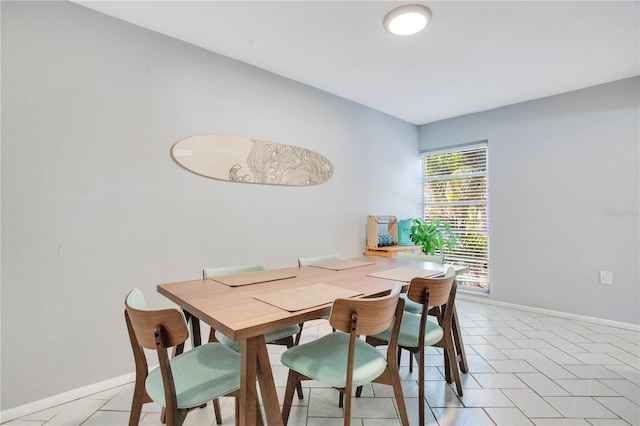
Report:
1,1,420,410
419,77,640,325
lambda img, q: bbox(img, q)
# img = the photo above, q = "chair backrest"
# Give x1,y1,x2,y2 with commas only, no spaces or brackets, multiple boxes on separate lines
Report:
330,283,403,336
203,262,268,279
125,289,189,350
405,267,455,308
297,254,340,266
395,252,444,264
125,289,199,421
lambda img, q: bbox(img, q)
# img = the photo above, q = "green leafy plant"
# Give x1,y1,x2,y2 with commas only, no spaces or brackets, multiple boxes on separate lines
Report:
409,218,457,255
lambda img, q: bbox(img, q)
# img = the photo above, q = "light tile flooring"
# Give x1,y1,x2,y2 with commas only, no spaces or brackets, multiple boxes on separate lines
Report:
4,299,639,425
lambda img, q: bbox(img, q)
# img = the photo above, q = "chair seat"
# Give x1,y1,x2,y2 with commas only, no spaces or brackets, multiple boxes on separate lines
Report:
372,313,444,348
281,331,388,388
400,293,422,314
215,324,301,351
146,342,240,409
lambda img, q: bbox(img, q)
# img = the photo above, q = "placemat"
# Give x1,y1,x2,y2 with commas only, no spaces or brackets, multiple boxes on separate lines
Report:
367,267,443,282
211,269,296,287
254,283,362,311
309,259,375,271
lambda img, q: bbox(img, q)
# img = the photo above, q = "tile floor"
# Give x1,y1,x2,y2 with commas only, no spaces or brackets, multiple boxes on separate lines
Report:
3,298,639,425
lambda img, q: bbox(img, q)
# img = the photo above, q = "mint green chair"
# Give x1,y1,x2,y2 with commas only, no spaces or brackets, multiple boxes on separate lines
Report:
298,254,345,403
124,289,242,426
297,253,340,266
297,253,340,323
395,252,445,315
366,268,461,426
394,252,447,373
204,262,304,400
280,283,409,426
202,262,269,279
203,262,302,349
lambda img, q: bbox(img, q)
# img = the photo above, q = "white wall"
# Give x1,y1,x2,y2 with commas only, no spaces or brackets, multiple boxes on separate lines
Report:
419,77,640,325
0,1,420,410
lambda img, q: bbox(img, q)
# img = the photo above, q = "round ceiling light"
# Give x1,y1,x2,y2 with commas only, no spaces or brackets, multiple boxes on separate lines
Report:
383,4,432,36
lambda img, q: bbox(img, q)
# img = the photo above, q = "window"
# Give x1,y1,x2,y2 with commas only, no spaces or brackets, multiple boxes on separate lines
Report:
421,143,489,291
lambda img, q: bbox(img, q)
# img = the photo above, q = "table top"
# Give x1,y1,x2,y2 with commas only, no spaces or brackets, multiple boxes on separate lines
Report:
157,256,467,341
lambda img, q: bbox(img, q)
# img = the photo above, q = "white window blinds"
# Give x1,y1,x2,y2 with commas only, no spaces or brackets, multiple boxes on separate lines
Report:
421,143,489,291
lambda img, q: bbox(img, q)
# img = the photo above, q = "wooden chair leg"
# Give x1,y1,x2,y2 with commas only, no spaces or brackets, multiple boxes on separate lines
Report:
397,345,413,372
235,397,239,426
283,337,304,400
444,344,463,396
295,381,304,400
128,405,143,426
343,383,353,426
282,371,298,425
443,347,452,383
388,359,410,426
438,326,463,396
451,305,468,373
256,401,264,426
415,349,426,426
128,382,146,426
338,385,361,409
213,399,222,424
434,303,466,393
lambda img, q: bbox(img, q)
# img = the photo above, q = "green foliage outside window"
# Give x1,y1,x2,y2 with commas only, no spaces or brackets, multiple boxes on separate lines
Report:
421,144,489,290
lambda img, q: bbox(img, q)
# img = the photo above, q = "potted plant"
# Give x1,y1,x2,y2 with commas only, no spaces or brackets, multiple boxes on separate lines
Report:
409,218,457,255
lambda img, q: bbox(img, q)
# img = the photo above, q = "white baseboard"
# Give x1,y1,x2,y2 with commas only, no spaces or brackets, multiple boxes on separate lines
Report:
0,372,135,424
457,291,640,332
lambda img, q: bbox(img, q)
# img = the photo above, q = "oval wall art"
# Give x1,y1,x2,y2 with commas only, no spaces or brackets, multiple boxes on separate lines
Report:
171,135,334,186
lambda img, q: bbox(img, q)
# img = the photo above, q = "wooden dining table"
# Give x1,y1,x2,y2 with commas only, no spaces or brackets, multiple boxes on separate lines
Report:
157,256,468,425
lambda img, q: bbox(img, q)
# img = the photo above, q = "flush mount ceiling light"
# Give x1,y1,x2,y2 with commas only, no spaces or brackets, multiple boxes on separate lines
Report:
383,4,432,36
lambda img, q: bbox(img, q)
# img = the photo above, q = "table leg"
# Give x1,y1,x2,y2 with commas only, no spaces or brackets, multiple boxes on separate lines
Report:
183,310,202,348
239,337,259,425
256,337,284,426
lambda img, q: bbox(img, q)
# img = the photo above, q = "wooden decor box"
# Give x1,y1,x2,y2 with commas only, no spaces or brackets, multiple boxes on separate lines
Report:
365,215,421,257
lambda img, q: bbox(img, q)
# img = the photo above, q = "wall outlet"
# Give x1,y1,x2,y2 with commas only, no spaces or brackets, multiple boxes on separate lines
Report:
600,270,613,285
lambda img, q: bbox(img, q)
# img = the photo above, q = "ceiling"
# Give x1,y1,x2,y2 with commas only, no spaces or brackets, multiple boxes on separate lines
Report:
74,1,639,125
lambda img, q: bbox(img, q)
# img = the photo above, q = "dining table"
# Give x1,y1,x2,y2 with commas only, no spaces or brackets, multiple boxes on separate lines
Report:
157,255,469,425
